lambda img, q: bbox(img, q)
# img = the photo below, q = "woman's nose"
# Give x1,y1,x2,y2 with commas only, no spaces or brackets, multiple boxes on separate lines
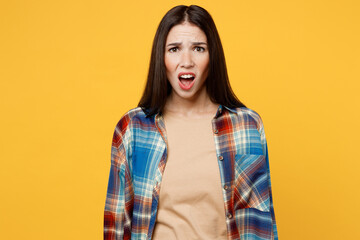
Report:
180,51,194,68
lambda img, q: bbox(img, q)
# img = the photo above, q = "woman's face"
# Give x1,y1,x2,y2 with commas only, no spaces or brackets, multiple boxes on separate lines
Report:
164,21,209,102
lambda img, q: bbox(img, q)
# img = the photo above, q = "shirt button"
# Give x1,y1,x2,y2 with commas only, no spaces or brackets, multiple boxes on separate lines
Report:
214,129,218,134
227,213,233,219
218,155,223,161
223,185,229,190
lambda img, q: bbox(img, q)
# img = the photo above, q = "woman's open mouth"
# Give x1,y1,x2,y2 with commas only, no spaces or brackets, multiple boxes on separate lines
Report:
178,73,196,90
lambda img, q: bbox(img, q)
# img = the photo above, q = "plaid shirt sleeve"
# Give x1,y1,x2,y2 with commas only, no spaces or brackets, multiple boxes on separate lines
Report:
104,117,134,240
258,114,278,239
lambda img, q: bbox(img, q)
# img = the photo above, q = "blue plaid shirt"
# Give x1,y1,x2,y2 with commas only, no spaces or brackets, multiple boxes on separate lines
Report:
104,105,278,239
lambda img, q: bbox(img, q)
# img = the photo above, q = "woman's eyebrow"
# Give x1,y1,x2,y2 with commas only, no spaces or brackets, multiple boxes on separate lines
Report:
192,42,207,45
166,42,181,47
166,41,207,47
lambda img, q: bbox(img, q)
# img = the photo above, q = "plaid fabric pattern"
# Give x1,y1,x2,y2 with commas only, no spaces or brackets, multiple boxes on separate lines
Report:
104,106,278,240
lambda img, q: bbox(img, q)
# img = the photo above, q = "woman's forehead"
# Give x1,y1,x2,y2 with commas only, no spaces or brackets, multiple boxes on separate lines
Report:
166,22,207,43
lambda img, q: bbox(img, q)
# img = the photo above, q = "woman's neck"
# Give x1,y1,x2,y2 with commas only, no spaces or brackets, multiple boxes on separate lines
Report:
164,90,219,118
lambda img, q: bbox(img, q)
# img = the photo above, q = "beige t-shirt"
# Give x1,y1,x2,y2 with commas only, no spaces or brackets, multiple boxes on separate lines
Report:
152,110,228,240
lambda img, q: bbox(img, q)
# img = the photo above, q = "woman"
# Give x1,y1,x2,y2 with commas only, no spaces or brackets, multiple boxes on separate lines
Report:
104,5,278,240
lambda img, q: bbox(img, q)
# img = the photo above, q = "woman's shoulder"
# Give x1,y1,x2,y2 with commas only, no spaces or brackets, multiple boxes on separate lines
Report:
231,106,264,130
122,106,147,120
234,107,261,118
114,107,154,132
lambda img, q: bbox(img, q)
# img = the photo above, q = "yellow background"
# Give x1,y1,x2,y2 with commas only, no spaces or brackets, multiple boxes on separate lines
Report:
1,0,359,239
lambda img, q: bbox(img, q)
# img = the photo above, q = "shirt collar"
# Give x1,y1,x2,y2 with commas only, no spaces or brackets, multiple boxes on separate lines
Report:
214,105,237,118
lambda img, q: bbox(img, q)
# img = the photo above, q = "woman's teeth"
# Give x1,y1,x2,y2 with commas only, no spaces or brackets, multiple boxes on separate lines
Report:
180,74,194,79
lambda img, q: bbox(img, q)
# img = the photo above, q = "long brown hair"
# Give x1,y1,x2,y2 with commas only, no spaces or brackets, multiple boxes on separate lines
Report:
138,5,246,116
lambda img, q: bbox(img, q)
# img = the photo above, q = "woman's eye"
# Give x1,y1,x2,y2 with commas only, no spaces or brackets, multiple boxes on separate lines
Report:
169,47,178,53
194,46,205,52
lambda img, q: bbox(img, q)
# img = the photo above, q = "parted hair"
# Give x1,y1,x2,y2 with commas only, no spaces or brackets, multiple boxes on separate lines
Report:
138,5,246,116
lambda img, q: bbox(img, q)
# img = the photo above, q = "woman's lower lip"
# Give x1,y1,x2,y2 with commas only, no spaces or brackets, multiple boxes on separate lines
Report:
178,79,195,90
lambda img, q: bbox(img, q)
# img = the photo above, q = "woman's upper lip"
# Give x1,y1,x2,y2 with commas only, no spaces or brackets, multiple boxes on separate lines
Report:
178,72,196,78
